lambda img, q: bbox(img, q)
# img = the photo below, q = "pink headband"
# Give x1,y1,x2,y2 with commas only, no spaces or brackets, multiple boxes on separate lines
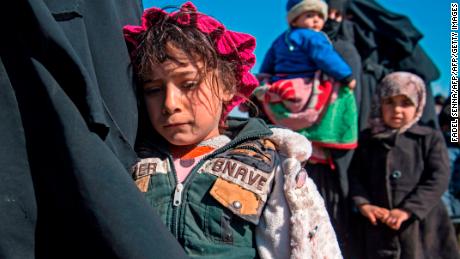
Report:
123,2,258,117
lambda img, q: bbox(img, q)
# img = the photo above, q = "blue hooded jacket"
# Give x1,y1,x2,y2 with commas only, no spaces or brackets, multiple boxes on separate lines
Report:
260,28,352,83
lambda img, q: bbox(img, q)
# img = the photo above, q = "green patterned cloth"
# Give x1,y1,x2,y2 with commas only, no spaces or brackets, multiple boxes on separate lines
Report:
271,86,358,149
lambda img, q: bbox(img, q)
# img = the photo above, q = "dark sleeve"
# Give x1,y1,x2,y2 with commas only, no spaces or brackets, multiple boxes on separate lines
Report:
259,44,276,74
349,134,372,206
0,1,188,258
399,131,450,219
305,33,352,81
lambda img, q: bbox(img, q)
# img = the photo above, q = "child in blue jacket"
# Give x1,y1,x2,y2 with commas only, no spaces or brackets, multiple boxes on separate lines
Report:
256,1,357,254
260,0,355,87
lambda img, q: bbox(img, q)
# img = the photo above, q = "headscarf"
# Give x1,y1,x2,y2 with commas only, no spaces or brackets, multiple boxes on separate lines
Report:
123,2,258,117
369,71,426,135
326,0,348,14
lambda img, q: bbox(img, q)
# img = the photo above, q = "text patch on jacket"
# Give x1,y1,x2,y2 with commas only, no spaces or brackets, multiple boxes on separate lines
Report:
132,157,169,192
200,139,278,224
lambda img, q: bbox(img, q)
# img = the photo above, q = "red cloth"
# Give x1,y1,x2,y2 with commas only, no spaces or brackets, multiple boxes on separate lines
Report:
258,74,334,130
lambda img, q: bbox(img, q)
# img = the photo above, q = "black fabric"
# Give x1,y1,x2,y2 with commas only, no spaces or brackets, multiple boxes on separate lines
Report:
326,0,348,14
348,0,423,63
323,19,341,40
347,0,440,130
439,97,452,131
0,0,187,258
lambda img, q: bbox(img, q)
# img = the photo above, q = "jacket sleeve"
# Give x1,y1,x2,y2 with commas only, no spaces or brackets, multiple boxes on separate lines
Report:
304,33,352,83
283,156,343,259
255,162,291,259
399,131,450,220
349,136,372,206
256,156,343,259
259,44,276,74
256,128,342,259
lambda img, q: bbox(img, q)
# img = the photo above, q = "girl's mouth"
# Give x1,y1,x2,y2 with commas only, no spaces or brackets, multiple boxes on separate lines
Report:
164,122,188,128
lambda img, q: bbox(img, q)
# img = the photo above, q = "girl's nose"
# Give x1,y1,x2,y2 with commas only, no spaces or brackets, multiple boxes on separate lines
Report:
394,105,403,113
162,84,181,115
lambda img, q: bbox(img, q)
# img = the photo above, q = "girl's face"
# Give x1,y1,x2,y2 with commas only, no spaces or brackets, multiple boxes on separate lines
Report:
291,11,325,32
381,95,417,129
142,46,233,146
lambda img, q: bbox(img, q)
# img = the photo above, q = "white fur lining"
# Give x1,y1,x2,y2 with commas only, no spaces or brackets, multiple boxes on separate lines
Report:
268,128,312,162
256,128,342,259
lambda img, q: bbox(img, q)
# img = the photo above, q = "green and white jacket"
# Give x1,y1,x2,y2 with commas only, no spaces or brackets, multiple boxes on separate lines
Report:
132,118,342,259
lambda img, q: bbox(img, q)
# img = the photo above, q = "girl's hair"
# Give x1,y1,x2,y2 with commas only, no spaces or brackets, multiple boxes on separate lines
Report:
132,10,238,99
123,2,259,119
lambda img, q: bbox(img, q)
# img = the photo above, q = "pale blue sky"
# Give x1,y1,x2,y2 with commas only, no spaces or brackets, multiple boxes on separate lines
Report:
143,0,454,97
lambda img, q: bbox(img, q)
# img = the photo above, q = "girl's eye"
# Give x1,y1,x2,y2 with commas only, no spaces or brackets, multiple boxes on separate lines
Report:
401,100,414,107
382,99,394,105
143,86,162,95
181,81,198,90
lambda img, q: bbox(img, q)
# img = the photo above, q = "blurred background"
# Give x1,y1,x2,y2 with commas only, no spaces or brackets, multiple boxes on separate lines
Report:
143,0,451,97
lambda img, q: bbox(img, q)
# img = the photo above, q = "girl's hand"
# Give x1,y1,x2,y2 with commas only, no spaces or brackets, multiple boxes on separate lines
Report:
358,204,390,225
382,208,411,230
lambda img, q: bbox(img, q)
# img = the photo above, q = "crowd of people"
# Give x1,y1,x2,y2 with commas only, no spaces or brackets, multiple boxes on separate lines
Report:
1,0,459,258
245,0,460,258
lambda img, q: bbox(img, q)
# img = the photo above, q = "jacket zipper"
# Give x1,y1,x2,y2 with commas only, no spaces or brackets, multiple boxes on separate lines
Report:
173,182,184,206
168,132,270,238
168,155,182,237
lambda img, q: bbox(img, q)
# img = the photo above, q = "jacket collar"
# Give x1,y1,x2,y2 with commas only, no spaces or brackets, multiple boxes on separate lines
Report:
366,124,431,149
138,117,273,155
405,124,432,136
224,117,273,144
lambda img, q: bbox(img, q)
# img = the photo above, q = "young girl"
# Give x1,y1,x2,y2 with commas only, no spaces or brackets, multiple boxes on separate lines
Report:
124,2,341,259
349,72,459,258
